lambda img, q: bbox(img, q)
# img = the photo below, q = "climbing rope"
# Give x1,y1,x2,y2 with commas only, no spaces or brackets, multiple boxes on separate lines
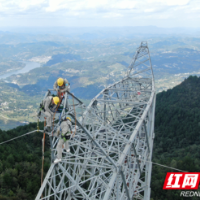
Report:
72,95,77,138
37,118,40,132
52,94,63,136
41,132,46,186
52,107,58,136
41,118,46,189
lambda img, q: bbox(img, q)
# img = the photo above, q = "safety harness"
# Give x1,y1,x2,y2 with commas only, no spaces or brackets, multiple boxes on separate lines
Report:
40,103,45,112
40,98,57,113
61,134,71,142
60,120,72,142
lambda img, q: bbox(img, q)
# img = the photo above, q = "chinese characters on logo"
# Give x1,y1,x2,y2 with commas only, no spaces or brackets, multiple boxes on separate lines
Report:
163,173,200,190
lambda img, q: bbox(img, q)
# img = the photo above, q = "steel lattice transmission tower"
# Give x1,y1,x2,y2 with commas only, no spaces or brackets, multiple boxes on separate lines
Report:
35,42,156,200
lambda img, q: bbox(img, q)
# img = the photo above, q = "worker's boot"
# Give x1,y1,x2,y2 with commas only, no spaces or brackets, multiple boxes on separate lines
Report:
67,149,70,152
63,148,70,153
54,158,62,164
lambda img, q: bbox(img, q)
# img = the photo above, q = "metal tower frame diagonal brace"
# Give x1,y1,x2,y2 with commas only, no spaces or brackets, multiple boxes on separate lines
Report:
119,166,131,200
104,91,155,200
132,145,142,175
66,91,83,104
144,95,156,200
144,121,150,152
35,164,55,200
69,113,117,169
118,91,155,165
58,163,89,199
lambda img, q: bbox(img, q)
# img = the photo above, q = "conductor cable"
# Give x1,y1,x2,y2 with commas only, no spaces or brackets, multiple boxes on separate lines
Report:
0,130,43,145
138,158,187,172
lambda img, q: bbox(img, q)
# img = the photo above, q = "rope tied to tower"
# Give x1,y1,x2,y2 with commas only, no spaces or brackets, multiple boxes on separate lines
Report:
72,95,77,138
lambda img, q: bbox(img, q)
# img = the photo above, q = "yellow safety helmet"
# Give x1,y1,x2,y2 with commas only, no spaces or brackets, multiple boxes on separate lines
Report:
53,97,60,105
66,117,71,121
57,78,64,86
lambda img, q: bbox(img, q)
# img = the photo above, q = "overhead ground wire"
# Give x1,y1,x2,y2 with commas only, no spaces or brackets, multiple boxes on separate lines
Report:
138,158,187,172
151,161,187,172
0,130,187,172
0,130,43,145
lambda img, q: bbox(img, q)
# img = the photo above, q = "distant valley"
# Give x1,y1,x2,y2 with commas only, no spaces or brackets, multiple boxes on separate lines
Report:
0,29,200,130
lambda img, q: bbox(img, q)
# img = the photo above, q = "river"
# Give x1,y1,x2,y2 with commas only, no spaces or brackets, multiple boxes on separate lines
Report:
0,61,41,130
0,61,41,79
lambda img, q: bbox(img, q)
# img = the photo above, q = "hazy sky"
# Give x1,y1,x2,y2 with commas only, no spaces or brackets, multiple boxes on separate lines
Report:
0,0,199,28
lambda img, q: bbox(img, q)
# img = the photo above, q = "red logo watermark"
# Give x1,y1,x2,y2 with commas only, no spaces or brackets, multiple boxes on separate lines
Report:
163,173,200,190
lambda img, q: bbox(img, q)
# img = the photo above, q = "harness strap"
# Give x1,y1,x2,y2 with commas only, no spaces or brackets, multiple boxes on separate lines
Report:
61,133,71,142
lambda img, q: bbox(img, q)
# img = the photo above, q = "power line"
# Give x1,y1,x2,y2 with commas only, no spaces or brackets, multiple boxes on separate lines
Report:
0,130,43,146
139,159,187,172
0,130,187,172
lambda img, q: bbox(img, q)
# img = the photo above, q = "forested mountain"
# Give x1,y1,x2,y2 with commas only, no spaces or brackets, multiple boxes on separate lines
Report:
0,122,49,200
1,76,200,199
151,76,200,200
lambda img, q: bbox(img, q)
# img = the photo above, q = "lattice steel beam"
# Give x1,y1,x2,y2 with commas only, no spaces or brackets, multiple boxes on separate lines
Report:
35,42,156,200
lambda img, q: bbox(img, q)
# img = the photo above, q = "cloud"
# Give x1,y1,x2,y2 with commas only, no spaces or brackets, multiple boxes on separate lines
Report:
45,0,137,12
0,0,192,13
0,0,46,11
147,0,190,6
111,1,137,9
103,12,123,18
0,0,199,27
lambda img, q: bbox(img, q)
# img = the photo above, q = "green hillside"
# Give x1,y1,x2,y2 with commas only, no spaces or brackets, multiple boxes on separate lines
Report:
0,122,50,200
151,76,200,200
